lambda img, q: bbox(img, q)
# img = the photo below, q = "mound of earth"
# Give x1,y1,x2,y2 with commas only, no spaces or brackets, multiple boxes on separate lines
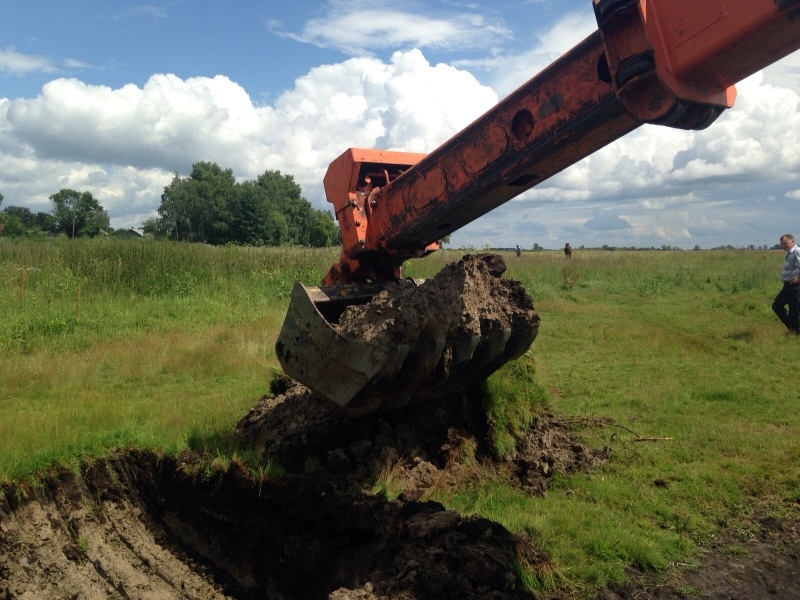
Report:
235,377,604,499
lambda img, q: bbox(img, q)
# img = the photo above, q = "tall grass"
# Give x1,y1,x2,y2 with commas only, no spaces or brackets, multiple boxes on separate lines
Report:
0,238,336,479
0,237,337,353
1,239,796,597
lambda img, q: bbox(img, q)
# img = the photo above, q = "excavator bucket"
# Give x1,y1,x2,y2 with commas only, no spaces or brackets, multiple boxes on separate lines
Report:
275,254,540,415
275,281,408,413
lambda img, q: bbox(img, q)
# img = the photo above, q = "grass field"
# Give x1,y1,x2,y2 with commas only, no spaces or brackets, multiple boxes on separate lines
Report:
1,237,798,596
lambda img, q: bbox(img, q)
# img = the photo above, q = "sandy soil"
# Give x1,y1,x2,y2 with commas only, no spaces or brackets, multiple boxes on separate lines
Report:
1,254,798,599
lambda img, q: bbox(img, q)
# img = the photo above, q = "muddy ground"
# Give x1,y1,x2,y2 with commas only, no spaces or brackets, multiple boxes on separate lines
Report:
1,254,798,598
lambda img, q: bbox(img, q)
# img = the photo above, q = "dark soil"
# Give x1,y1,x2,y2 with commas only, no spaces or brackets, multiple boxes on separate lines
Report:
1,254,798,599
281,252,540,414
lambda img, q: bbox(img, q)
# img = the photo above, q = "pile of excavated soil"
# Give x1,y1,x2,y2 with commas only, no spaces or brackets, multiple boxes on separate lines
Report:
235,377,605,499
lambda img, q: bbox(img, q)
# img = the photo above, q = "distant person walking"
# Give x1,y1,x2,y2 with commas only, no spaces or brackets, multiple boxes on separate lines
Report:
772,234,800,335
564,243,573,259
515,245,522,257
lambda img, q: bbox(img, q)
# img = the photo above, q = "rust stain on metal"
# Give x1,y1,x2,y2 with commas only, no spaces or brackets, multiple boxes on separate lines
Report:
462,125,508,174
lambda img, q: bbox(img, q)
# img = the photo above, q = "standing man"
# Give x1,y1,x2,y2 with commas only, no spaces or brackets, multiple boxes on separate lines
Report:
772,234,800,334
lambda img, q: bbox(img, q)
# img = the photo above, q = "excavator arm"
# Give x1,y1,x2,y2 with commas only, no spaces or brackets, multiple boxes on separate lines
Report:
278,0,800,412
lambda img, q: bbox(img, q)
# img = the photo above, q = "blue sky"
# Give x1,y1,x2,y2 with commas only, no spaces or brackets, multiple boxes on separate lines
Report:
2,0,800,249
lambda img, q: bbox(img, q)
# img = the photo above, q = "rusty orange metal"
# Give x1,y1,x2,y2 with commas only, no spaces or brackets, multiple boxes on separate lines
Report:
279,0,800,411
318,0,800,284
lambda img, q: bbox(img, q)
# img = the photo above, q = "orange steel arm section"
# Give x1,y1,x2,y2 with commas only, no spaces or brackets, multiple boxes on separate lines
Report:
324,0,800,284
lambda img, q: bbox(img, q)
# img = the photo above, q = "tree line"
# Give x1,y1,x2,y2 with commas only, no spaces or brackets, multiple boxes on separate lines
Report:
142,162,338,247
0,189,110,238
0,162,340,247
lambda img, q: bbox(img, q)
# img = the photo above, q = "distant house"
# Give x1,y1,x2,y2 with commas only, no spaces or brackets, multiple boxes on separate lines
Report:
128,227,145,238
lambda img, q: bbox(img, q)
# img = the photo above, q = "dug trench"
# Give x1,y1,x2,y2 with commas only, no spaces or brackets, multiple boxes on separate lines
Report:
0,388,600,600
1,254,797,599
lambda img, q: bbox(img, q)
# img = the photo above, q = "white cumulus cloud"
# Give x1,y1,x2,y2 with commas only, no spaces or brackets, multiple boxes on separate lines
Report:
0,50,497,228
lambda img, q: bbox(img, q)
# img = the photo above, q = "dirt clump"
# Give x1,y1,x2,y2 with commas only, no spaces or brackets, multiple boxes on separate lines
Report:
330,253,540,414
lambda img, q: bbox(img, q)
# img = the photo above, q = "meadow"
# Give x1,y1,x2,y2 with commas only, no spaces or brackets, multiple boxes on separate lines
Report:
1,237,798,596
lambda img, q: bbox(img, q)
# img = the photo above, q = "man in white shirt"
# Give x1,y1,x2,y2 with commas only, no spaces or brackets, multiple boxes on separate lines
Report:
772,234,800,334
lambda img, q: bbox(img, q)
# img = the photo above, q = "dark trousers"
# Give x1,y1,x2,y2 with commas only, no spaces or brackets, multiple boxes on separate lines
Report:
772,282,800,333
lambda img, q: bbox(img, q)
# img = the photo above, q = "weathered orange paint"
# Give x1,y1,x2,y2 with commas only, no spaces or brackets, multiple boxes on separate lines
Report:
321,0,800,283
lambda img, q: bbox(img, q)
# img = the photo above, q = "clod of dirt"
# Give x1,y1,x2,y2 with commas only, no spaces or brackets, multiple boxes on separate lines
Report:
332,253,540,414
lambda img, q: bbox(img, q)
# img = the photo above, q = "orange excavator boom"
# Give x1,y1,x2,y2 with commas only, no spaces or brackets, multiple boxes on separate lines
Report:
325,0,800,284
278,0,800,411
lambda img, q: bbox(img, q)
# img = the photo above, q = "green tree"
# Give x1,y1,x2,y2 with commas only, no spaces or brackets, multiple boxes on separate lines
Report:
233,181,271,245
4,206,36,228
0,212,24,236
50,189,110,238
158,173,196,241
190,161,238,244
37,212,56,232
141,216,166,238
150,163,339,247
254,170,312,245
308,210,339,247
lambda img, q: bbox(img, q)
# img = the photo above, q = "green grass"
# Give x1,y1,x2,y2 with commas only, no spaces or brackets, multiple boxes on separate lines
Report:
428,249,798,596
0,237,337,478
1,239,798,598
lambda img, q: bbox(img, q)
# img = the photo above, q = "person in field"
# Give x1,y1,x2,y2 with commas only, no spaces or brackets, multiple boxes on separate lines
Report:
772,233,800,335
515,245,522,257
564,243,573,258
